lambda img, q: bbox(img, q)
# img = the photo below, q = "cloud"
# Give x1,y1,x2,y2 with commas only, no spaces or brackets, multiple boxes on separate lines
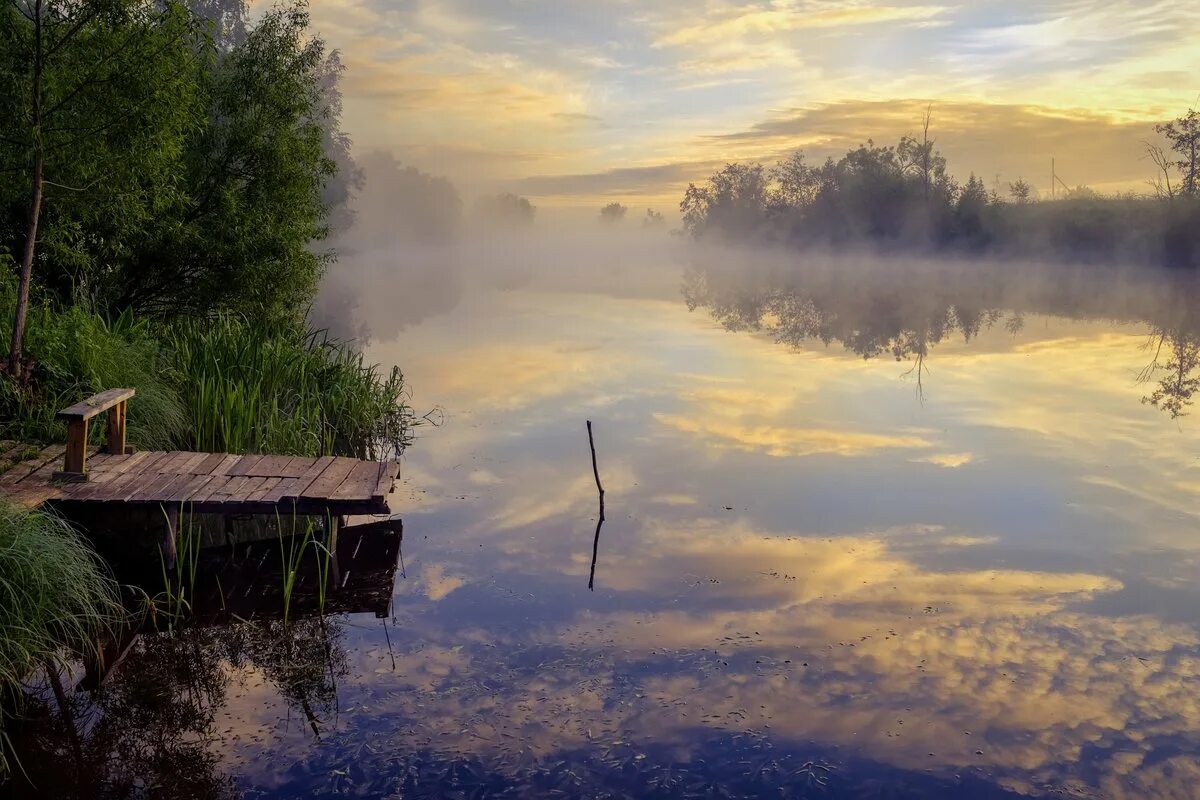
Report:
654,3,949,48
911,452,975,468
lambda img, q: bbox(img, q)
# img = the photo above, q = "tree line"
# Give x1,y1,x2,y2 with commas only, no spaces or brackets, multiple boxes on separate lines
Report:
679,108,1200,268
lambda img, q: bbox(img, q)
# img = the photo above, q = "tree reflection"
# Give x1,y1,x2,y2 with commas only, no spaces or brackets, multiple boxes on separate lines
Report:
1140,328,1200,419
8,616,347,798
683,258,1200,415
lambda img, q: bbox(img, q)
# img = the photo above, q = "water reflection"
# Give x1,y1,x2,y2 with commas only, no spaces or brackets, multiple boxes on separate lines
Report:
6,257,1200,798
683,256,1200,416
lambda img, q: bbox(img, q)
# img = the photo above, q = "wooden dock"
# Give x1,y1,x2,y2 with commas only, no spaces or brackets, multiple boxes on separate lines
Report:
0,443,399,516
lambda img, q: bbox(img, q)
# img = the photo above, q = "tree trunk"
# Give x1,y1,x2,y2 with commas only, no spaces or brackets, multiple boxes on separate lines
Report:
8,0,44,380
8,154,44,378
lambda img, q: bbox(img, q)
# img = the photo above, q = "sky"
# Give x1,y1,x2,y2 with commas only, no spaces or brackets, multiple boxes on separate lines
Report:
310,0,1200,214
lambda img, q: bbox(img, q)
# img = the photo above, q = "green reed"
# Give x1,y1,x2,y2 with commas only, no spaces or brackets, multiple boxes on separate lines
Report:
166,315,413,458
0,503,123,778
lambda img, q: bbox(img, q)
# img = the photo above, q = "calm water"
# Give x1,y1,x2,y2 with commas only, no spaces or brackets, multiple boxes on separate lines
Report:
8,255,1200,799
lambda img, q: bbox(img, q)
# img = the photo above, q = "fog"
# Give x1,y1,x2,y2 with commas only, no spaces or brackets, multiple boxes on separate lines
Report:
310,151,687,343
311,149,1199,352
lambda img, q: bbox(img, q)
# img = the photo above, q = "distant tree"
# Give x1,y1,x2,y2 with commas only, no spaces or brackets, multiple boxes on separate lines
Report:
1065,184,1098,199
473,193,535,228
1156,109,1200,197
0,0,205,376
1146,142,1177,200
316,50,363,238
1008,178,1033,204
770,152,820,211
954,173,990,244
642,208,665,228
356,153,461,244
680,163,768,238
599,202,627,224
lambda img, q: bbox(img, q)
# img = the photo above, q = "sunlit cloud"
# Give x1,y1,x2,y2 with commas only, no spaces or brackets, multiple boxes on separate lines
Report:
304,0,1200,209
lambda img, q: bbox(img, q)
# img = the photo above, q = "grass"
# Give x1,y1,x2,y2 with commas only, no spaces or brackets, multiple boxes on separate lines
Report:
0,280,187,450
0,502,123,778
0,274,415,459
166,315,413,458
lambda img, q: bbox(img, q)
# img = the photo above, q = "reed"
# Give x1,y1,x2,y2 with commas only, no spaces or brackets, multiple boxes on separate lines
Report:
166,315,413,458
0,503,123,777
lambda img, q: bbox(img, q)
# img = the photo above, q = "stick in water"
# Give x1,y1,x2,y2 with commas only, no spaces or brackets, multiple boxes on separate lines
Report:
587,420,605,590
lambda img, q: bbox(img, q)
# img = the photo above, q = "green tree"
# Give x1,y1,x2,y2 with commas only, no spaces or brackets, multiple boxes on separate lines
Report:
0,0,204,377
115,3,337,320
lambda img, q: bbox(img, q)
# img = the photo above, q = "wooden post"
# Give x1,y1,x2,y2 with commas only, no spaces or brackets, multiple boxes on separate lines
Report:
106,399,127,455
62,418,88,477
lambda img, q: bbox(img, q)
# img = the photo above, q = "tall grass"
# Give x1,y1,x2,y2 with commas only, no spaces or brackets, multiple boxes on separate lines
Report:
166,315,413,458
0,502,123,777
0,276,187,449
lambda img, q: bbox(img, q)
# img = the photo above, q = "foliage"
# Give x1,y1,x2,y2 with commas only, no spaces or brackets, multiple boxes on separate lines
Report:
350,151,462,246
0,1,348,325
0,275,186,448
166,315,413,458
0,503,122,777
473,192,536,229
0,0,207,303
1156,109,1200,197
599,202,628,223
678,111,1200,268
111,3,336,322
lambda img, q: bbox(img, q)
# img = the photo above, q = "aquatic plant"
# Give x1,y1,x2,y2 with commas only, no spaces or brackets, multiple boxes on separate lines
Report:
0,502,122,777
166,315,413,458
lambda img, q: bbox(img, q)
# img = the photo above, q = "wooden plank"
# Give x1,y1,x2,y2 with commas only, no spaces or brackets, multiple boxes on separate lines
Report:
127,471,185,503
151,451,200,475
0,442,31,462
57,388,136,421
208,476,253,504
143,472,201,504
246,476,282,502
57,459,127,502
299,457,359,500
168,452,211,475
288,456,336,495
194,452,230,475
177,473,221,504
227,454,266,476
372,461,400,500
105,450,156,476
187,475,235,505
0,445,66,485
330,461,387,501
230,477,267,502
243,455,293,477
260,475,310,506
278,457,318,478
67,458,156,502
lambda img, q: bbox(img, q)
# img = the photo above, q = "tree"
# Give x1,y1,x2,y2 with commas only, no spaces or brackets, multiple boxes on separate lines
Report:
0,0,204,377
598,202,627,224
108,3,338,320
473,192,535,228
1008,178,1033,204
679,162,768,238
642,208,665,228
1155,109,1200,197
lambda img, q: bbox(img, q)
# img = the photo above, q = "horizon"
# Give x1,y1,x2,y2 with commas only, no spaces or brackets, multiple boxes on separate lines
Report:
310,0,1200,218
